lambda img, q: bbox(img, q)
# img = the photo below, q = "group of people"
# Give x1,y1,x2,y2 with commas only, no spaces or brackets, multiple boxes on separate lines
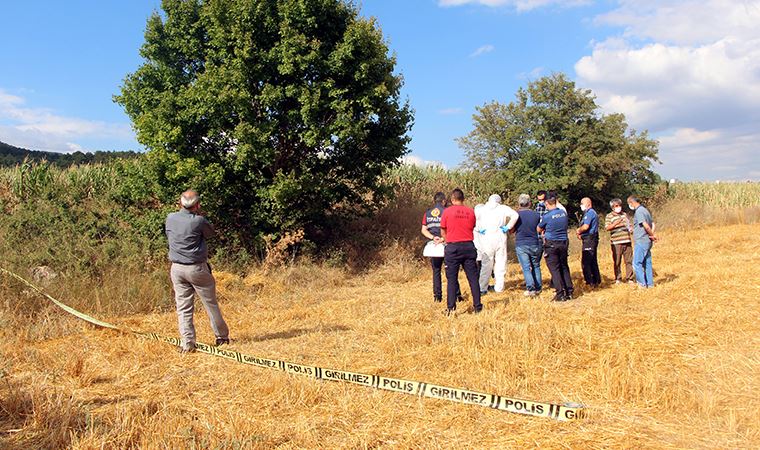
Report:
421,188,658,314
162,187,658,352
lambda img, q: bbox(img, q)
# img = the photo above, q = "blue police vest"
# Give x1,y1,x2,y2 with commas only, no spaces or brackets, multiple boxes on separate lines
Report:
424,204,445,237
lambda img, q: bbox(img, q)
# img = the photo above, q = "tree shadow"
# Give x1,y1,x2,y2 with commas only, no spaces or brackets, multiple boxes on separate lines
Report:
237,325,351,343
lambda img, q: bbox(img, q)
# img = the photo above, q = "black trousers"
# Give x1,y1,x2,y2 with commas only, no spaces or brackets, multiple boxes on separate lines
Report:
581,234,602,285
431,257,444,298
544,240,573,295
444,242,482,311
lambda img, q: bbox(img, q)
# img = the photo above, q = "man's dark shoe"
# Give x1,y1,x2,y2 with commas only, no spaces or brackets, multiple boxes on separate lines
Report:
473,306,483,314
479,290,487,296
552,293,567,302
215,338,230,347
457,295,465,303
434,296,443,303
564,290,574,301
445,308,456,317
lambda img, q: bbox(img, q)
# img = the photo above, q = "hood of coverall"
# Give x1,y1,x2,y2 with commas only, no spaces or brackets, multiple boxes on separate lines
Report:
477,195,509,246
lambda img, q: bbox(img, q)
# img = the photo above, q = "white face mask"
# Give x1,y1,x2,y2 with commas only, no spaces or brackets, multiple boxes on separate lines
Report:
580,205,588,212
613,206,622,214
628,204,635,211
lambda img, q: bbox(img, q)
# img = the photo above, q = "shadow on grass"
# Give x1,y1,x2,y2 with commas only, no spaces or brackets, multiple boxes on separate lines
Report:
238,325,351,343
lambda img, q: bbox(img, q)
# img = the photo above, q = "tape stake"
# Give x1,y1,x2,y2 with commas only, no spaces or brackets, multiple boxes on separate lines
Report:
0,268,585,421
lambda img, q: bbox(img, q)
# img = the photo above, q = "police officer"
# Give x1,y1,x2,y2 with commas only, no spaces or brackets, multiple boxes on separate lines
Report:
421,192,447,302
576,197,602,287
537,194,574,301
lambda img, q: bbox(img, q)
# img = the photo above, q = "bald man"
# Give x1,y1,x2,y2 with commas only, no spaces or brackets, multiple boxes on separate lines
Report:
576,197,602,287
165,190,230,353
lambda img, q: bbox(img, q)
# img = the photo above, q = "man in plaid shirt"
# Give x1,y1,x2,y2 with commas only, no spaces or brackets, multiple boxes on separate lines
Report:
535,190,548,218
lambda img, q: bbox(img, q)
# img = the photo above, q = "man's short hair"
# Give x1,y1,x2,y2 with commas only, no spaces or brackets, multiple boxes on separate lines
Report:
433,192,446,204
610,198,623,208
546,196,557,206
451,188,465,202
537,190,547,197
518,194,531,207
180,190,200,209
627,195,641,204
547,191,559,201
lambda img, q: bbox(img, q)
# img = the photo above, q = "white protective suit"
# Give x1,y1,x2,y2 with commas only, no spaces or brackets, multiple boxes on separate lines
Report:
475,194,519,292
473,204,484,262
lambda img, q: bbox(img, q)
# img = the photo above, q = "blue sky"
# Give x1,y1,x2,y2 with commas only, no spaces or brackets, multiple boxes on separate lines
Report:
1,0,758,181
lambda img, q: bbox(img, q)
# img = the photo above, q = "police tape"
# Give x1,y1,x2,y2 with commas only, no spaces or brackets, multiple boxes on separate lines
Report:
1,268,585,421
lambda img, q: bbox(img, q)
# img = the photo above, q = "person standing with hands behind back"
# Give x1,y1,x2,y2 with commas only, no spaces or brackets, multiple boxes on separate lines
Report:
421,192,447,302
440,188,482,316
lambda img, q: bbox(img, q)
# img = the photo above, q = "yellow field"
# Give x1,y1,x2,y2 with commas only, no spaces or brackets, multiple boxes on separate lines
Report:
1,223,759,448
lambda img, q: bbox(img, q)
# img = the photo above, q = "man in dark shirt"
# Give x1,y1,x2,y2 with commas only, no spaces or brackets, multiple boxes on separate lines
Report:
514,194,543,296
440,188,482,315
537,195,574,301
421,192,447,302
576,197,602,287
165,190,230,353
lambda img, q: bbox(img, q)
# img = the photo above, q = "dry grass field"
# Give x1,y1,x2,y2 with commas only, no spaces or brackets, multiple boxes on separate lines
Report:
1,223,759,449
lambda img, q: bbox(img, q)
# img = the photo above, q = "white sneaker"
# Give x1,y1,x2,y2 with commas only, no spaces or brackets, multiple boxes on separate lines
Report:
523,290,533,297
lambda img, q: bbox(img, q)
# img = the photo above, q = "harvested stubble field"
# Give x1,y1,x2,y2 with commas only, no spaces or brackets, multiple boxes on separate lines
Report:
1,223,759,449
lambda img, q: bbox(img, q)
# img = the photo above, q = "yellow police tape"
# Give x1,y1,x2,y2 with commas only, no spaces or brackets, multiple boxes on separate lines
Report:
1,268,585,421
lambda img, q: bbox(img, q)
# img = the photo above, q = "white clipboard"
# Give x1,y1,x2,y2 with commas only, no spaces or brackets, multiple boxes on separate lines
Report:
423,240,445,258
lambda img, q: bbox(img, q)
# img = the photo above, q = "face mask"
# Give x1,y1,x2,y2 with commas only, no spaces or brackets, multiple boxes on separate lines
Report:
580,205,588,212
628,204,635,211
613,207,622,214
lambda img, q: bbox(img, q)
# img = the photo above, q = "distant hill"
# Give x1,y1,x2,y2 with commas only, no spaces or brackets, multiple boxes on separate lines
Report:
0,140,140,167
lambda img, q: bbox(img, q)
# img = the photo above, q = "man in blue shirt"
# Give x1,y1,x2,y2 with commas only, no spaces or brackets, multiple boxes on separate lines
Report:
537,194,574,301
628,195,658,288
514,194,543,296
576,197,602,287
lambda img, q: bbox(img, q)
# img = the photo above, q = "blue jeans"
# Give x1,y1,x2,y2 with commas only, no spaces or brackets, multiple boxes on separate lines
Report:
515,244,543,292
633,243,654,287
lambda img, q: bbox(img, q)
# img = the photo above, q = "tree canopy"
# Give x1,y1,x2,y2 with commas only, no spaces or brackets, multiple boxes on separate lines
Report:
458,73,660,213
116,0,412,243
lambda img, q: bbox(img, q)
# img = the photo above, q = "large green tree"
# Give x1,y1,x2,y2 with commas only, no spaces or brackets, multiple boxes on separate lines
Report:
458,73,660,213
116,0,412,244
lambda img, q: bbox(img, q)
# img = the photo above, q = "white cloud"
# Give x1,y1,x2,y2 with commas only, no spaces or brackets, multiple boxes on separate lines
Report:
574,0,760,180
517,66,545,80
439,0,590,12
0,88,132,153
401,155,447,169
470,44,495,58
438,107,463,115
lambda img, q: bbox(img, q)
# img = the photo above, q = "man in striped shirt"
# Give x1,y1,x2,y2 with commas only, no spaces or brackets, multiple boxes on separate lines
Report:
604,198,634,283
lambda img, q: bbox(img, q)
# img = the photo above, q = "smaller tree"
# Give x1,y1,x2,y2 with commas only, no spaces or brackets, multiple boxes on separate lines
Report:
458,73,660,213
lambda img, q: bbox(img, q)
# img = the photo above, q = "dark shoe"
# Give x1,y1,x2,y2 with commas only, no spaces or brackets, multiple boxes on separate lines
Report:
487,286,496,293
564,290,574,300
552,293,567,302
434,296,443,303
215,338,230,347
473,306,483,314
479,290,487,296
457,295,465,303
445,308,456,317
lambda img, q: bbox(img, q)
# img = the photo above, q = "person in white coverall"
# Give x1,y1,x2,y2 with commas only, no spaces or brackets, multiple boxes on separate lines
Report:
475,194,519,294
